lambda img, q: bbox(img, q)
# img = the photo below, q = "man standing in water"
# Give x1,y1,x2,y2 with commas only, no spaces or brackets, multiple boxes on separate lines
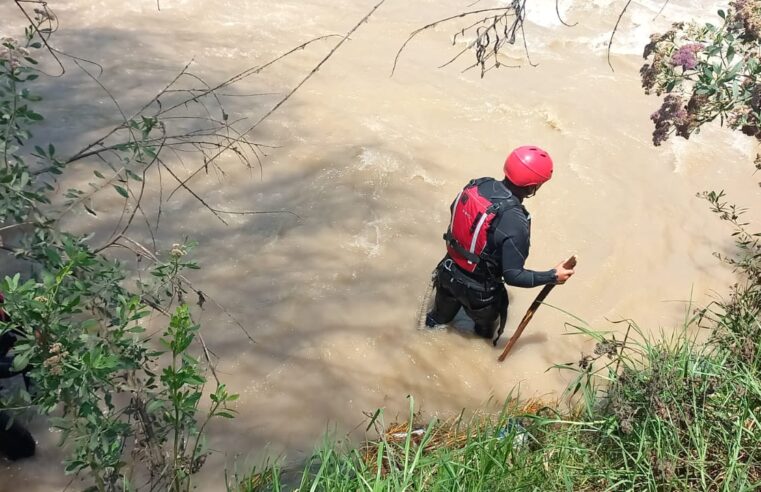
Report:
425,146,575,343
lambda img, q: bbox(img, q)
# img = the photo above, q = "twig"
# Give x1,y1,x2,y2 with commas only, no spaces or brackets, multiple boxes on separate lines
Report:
156,36,341,118
54,57,154,225
519,9,537,68
395,1,538,77
197,333,219,384
66,60,195,164
654,0,671,20
210,208,302,219
181,279,256,345
391,8,510,76
54,166,126,223
613,321,633,377
13,0,65,76
0,222,34,233
155,153,164,233
95,134,167,253
607,0,633,72
158,160,228,225
556,0,578,27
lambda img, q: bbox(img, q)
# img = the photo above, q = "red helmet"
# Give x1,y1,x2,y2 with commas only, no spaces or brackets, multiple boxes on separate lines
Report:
503,146,554,187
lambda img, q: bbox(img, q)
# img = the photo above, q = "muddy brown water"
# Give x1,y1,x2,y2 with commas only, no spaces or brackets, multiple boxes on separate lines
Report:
1,0,759,490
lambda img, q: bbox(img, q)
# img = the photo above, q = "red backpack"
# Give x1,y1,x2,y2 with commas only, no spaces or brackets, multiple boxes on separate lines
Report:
443,179,514,273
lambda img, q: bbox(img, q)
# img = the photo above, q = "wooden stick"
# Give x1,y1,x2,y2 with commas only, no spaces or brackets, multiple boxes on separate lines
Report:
497,255,577,362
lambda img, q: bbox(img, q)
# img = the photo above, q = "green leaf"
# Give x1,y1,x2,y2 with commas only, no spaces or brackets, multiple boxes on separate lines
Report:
187,374,206,385
125,169,143,181
12,351,30,372
10,273,20,289
113,185,129,198
93,170,105,179
130,309,151,320
45,248,61,265
146,399,164,414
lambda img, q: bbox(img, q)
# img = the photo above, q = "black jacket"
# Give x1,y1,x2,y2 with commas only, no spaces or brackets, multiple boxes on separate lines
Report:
449,178,557,288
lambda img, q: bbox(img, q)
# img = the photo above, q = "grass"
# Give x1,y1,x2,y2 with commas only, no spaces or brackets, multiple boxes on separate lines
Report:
229,279,761,492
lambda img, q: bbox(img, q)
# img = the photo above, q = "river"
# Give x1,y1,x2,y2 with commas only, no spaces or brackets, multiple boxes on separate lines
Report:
0,0,758,490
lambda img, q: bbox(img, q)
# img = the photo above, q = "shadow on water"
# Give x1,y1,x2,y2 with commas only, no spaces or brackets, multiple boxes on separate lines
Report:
3,64,459,479
0,19,410,486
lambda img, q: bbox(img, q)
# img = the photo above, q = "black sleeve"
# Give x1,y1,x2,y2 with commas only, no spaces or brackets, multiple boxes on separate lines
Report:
494,210,557,288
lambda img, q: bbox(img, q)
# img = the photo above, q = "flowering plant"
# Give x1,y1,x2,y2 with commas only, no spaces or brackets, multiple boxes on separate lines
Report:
642,0,761,166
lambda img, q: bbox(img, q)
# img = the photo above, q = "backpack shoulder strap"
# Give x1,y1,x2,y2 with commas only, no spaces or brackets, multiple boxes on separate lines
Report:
469,177,495,188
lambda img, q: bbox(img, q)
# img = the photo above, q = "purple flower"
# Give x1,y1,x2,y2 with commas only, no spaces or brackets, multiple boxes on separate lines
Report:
670,43,703,70
650,95,689,145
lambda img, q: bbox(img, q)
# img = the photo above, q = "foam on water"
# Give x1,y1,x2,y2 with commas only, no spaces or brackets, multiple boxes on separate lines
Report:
357,147,402,174
347,220,383,257
523,0,725,56
521,0,575,29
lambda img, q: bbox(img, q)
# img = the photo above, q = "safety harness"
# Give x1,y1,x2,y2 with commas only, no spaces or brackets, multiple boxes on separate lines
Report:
443,178,515,274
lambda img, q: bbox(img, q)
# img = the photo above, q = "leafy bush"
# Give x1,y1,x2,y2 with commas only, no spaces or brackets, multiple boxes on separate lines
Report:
1,9,237,491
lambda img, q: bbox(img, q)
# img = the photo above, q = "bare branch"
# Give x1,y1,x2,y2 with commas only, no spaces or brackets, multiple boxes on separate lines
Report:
13,0,66,76
210,208,302,220
166,0,389,199
654,0,671,20
556,0,578,27
95,133,167,253
391,7,511,76
66,60,195,164
607,0,634,72
157,160,228,225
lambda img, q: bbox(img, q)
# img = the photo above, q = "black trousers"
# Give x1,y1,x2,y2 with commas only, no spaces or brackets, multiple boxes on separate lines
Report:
0,332,35,461
428,259,508,340
0,412,35,460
